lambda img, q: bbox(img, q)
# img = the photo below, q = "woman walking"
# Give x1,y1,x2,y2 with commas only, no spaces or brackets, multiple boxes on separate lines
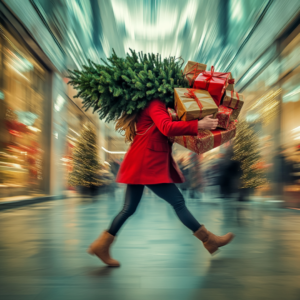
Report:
87,99,235,266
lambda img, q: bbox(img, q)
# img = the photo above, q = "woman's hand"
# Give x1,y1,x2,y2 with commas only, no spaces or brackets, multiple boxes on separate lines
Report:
198,115,218,130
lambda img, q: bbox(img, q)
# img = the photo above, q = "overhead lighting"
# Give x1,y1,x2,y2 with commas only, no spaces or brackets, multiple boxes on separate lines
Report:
246,113,260,122
61,157,71,162
102,147,126,154
292,126,300,133
8,63,30,81
69,128,80,136
15,111,38,126
283,86,300,103
28,126,41,132
12,163,22,169
54,95,65,112
67,135,77,141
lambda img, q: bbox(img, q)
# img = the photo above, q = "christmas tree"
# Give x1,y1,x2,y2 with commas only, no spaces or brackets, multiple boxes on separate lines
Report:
67,49,188,141
69,124,104,188
233,120,266,189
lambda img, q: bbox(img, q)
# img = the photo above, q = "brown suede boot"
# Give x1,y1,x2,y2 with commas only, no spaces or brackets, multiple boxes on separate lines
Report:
194,225,235,255
87,231,120,267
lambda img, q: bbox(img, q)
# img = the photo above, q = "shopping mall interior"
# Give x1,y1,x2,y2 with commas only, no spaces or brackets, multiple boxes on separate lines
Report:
0,0,300,299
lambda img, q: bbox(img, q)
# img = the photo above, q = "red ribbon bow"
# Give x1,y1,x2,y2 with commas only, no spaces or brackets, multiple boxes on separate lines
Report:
183,89,204,114
228,78,235,84
203,66,215,82
200,66,229,90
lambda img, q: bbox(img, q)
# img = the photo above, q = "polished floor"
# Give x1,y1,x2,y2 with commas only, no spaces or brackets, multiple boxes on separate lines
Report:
0,187,300,300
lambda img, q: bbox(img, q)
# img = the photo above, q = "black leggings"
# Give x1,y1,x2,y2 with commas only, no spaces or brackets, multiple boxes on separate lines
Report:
108,183,201,236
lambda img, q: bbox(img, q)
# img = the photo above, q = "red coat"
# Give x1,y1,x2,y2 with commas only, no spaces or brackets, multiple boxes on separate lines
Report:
116,99,198,185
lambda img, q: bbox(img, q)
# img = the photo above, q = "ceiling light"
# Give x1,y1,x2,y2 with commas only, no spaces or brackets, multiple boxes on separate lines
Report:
102,147,126,154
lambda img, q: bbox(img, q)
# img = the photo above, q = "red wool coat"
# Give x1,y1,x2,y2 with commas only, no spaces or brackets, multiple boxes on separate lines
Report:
116,99,198,185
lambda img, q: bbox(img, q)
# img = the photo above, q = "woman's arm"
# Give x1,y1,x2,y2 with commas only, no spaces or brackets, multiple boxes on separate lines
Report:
198,115,219,130
148,99,218,137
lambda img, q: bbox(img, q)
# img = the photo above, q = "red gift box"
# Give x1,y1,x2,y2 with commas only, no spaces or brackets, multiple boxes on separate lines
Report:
216,105,233,129
167,109,236,154
193,66,231,106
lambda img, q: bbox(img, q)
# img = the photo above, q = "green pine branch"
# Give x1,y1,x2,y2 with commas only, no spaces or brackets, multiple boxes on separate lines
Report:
67,49,188,123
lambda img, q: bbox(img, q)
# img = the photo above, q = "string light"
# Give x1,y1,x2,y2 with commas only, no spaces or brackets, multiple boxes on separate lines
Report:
101,147,126,154
69,128,80,136
248,88,281,126
28,126,41,132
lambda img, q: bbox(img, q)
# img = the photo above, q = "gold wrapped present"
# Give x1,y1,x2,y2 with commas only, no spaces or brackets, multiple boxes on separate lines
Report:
183,61,206,86
174,88,218,121
222,90,244,121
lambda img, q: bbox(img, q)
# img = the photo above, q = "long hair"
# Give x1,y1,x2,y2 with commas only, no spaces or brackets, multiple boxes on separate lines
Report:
115,112,138,143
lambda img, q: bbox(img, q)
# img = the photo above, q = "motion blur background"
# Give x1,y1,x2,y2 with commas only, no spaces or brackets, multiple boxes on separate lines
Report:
1,0,300,207
1,1,300,300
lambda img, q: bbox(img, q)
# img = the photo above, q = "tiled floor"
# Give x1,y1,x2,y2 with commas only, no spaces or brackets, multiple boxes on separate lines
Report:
0,188,300,300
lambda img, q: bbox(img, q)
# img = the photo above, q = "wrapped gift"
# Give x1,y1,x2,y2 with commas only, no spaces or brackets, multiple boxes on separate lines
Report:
222,90,244,121
168,107,179,121
183,61,207,86
193,66,231,106
216,105,233,129
174,88,218,121
226,74,235,91
169,121,236,155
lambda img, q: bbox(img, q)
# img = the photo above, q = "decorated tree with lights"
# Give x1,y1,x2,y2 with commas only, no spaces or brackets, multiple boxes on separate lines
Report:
69,124,104,188
233,120,266,191
68,49,188,142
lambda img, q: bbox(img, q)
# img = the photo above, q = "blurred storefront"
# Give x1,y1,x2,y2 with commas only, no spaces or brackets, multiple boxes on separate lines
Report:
236,16,300,206
0,15,49,198
0,6,108,201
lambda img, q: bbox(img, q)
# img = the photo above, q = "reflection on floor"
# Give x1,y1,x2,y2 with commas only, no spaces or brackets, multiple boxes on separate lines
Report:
0,188,299,300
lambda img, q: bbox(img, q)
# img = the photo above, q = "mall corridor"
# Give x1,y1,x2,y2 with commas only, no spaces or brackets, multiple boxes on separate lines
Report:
0,190,300,300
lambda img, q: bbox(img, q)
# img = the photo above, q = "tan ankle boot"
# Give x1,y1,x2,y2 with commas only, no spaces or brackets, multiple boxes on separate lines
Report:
194,225,235,255
87,231,120,267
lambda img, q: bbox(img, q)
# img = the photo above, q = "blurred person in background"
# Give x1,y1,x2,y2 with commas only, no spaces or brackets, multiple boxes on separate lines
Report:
217,147,243,223
177,156,190,196
87,102,234,267
109,158,121,195
272,147,289,199
188,152,202,199
110,159,120,178
203,163,220,199
218,148,242,199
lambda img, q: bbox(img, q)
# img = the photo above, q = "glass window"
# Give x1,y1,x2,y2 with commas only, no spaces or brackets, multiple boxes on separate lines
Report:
0,24,47,199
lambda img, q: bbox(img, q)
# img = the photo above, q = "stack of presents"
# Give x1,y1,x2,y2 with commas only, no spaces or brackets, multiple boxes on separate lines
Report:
168,61,244,154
